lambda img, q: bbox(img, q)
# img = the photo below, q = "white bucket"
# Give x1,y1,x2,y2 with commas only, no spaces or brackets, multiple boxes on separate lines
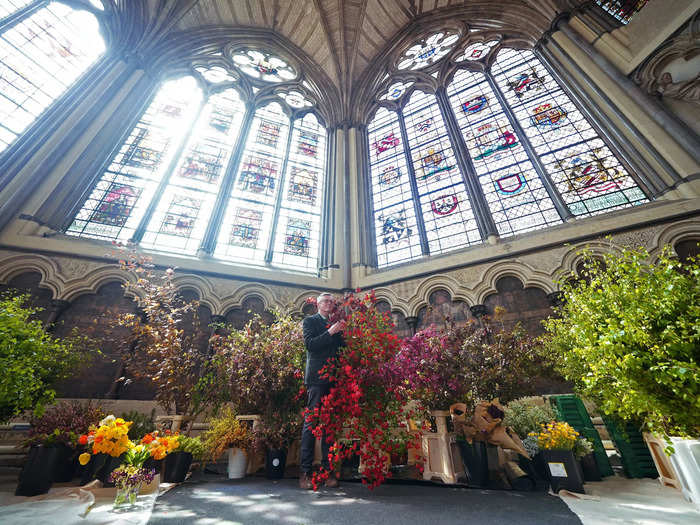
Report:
227,448,248,479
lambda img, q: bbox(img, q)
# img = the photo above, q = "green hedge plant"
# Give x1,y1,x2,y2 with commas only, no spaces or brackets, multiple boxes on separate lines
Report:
542,245,700,439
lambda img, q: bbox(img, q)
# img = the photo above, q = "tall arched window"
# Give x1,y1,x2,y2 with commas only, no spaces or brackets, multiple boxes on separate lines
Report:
67,51,327,274
0,1,105,153
367,31,650,268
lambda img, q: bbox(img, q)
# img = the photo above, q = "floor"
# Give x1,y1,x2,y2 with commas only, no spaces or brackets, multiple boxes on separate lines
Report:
147,474,582,525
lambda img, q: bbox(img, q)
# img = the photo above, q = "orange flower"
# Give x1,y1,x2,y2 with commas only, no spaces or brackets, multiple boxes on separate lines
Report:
78,435,88,445
141,433,154,444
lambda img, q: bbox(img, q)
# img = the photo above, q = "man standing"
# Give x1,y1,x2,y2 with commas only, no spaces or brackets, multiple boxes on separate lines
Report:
299,292,345,489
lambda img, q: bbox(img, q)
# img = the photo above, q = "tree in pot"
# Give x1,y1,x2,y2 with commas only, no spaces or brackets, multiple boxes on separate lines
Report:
202,408,253,479
111,249,217,422
23,400,105,485
542,245,700,443
253,411,302,479
0,293,94,425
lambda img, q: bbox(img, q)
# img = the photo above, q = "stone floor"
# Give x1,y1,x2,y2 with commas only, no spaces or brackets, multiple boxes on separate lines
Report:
147,473,582,525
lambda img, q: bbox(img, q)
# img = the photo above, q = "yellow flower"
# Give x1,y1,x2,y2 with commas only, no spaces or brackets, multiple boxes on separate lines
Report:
79,453,91,466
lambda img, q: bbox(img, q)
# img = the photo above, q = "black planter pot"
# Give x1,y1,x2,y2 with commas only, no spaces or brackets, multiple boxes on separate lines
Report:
15,445,61,496
163,452,193,483
455,440,489,488
52,443,77,482
580,452,602,482
143,457,163,475
542,450,585,494
518,454,549,492
80,453,122,486
265,448,287,479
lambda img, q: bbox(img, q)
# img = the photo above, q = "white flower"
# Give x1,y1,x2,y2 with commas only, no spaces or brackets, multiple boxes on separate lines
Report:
99,415,116,426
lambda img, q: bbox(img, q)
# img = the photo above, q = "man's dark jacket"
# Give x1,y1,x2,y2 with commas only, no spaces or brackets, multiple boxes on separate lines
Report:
302,313,344,386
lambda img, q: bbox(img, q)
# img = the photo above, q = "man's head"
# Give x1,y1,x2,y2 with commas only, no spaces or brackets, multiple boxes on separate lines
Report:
316,293,334,317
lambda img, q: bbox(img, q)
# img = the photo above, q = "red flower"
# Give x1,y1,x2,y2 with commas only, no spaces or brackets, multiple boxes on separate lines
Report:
78,435,88,446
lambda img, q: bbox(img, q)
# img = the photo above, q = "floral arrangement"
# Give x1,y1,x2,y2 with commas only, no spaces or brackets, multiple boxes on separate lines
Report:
26,400,104,448
573,436,594,459
141,430,179,460
177,435,205,460
521,434,540,457
306,291,423,490
201,407,252,461
503,397,559,439
109,458,156,507
78,415,133,465
209,310,306,451
120,409,155,441
530,421,579,451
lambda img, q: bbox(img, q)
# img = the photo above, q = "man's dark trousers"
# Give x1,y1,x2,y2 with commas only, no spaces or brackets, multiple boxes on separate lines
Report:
300,383,331,473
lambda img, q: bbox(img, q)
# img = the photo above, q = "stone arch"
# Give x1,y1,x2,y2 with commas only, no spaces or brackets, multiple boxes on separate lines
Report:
406,274,474,318
483,275,552,336
172,274,219,314
374,298,411,339
60,266,135,302
550,241,624,290
472,260,556,304
0,254,63,299
648,219,700,262
415,288,472,332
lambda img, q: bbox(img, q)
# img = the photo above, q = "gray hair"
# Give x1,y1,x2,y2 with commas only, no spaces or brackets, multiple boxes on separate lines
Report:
317,292,333,302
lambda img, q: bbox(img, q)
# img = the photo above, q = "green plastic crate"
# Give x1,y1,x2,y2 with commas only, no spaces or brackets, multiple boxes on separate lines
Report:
549,394,614,477
601,416,658,479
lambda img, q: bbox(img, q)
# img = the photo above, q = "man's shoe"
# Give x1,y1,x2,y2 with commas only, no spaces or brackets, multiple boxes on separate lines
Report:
299,472,313,490
324,474,339,488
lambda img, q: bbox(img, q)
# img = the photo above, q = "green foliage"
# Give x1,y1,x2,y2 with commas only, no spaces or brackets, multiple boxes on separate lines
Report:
177,435,205,460
0,293,95,424
542,244,700,438
201,407,252,461
120,409,155,441
503,397,558,438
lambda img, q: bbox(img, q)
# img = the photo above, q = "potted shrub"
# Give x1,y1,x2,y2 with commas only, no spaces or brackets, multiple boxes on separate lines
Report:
574,436,599,481
253,411,302,479
202,408,252,479
163,435,204,483
209,311,306,479
542,245,700,442
112,250,217,421
24,400,104,483
531,421,584,493
0,293,94,426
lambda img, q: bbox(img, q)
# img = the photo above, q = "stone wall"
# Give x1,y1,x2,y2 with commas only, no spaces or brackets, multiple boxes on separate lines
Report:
1,218,699,400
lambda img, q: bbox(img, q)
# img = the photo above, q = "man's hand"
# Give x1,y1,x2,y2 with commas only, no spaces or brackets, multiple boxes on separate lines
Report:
328,319,346,335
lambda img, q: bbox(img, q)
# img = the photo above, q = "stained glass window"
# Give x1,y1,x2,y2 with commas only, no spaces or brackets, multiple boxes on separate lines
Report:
368,108,422,267
215,102,290,264
397,31,459,70
140,88,246,254
491,48,647,216
370,36,651,267
402,91,481,254
0,1,34,20
67,77,202,241
0,2,105,153
231,49,296,82
271,113,326,271
447,69,561,236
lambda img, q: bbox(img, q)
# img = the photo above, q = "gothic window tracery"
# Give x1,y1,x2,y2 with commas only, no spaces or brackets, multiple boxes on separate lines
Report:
0,1,105,154
68,49,326,273
368,31,650,268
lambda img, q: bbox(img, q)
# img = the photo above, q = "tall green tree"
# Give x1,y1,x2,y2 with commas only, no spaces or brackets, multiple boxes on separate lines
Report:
0,294,93,423
542,245,700,438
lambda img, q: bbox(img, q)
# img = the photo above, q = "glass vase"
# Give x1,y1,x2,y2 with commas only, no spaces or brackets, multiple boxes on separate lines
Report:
113,483,141,508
